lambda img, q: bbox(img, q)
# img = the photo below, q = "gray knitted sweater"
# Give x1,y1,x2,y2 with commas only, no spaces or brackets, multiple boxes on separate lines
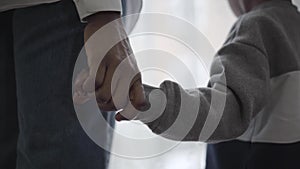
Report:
138,0,300,143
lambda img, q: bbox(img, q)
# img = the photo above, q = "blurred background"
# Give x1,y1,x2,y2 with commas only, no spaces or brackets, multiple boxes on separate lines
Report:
109,1,300,169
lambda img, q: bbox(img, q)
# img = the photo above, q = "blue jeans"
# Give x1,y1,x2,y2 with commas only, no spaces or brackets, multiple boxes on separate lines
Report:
0,1,114,169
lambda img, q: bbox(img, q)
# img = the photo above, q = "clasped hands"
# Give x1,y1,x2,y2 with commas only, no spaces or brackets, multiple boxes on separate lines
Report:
73,12,148,121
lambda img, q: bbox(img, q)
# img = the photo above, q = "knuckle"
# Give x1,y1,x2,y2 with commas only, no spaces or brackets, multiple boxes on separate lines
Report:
96,92,111,102
97,102,116,111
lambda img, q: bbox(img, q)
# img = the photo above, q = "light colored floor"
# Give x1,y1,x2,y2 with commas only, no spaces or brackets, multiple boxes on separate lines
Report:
109,1,300,169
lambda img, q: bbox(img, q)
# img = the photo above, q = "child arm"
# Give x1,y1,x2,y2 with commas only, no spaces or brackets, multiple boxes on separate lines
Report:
138,40,270,142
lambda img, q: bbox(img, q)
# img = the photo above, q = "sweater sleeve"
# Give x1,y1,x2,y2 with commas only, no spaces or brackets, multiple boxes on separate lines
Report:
137,14,272,143
73,0,122,22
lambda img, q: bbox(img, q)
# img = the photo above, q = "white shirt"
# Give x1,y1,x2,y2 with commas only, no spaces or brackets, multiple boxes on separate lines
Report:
0,0,122,21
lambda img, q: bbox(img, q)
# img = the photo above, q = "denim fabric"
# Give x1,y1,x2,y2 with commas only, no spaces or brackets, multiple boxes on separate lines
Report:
0,10,19,169
0,1,114,169
206,140,300,169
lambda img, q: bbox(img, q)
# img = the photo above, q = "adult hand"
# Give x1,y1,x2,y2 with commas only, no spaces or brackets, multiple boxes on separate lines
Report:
73,12,147,121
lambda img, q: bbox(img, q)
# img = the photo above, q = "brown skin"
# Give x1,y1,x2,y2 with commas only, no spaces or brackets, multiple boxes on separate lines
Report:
228,0,291,16
73,12,146,121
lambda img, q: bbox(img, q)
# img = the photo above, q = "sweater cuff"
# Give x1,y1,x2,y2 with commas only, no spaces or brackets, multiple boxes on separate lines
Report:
73,0,122,22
